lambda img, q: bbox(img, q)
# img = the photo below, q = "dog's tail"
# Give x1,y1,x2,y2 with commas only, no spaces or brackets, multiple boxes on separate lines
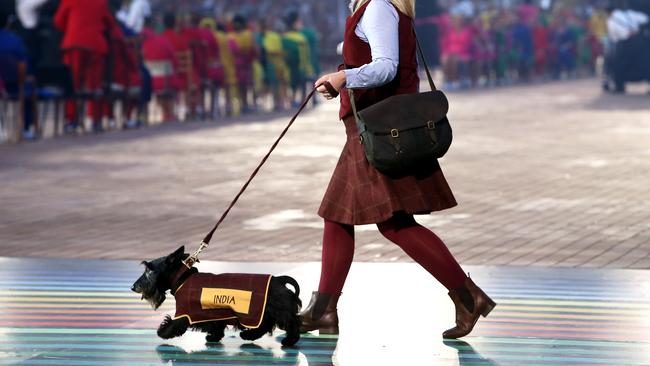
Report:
276,275,301,307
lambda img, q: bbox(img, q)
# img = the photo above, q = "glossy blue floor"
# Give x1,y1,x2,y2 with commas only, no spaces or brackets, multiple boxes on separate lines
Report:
1,257,649,365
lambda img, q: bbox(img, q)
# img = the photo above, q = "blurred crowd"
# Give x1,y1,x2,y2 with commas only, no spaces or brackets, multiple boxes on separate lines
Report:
0,0,324,141
151,0,341,59
419,0,617,90
1,0,648,143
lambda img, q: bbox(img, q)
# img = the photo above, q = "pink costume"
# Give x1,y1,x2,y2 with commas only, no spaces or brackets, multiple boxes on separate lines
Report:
442,26,472,62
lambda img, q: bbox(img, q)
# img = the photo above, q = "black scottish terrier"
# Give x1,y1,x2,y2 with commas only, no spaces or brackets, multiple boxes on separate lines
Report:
131,246,302,347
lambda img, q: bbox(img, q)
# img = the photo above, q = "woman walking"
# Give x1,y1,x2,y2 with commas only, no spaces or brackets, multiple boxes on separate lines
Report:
301,0,495,339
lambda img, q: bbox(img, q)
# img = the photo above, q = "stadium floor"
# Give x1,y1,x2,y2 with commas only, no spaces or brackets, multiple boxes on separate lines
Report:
1,257,649,365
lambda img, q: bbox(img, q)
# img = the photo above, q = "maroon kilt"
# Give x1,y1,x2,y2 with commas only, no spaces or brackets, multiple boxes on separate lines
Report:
318,117,458,226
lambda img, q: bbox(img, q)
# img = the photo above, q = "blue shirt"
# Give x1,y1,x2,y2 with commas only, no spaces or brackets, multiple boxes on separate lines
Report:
344,0,400,89
511,23,533,61
0,30,28,84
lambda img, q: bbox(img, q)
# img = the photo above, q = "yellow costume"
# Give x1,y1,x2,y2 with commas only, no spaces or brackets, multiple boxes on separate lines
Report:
262,31,290,86
229,30,258,87
589,10,609,40
200,18,239,115
199,19,237,88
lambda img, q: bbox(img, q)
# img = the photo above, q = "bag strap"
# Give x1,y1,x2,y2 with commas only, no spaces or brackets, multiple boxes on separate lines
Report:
184,87,317,268
413,23,437,92
349,22,437,120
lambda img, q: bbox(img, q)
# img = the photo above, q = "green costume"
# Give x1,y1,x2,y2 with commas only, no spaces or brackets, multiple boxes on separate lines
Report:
301,28,321,78
494,29,509,80
283,31,312,88
257,31,290,88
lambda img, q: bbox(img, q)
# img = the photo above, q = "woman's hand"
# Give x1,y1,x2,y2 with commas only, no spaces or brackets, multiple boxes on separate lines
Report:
315,71,347,100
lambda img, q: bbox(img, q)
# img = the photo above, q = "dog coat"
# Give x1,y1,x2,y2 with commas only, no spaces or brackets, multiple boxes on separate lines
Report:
173,273,272,329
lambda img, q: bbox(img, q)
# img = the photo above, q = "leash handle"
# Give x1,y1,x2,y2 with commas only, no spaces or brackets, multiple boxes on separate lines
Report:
322,81,339,98
184,87,319,268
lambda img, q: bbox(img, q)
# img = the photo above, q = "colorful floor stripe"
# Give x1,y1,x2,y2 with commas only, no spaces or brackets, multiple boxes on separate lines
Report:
0,258,648,365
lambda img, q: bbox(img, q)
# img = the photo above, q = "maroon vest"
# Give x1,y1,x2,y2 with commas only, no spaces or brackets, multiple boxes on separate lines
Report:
173,273,272,329
339,0,419,120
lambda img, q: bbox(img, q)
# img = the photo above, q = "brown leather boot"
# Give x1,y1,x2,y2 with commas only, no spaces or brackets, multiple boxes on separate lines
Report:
299,291,340,334
443,277,496,339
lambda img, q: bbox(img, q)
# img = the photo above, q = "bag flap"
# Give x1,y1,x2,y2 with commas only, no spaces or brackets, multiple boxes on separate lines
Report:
357,90,449,133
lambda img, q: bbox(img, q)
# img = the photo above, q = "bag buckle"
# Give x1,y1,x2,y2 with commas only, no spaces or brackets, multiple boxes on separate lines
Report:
390,129,399,138
427,120,435,130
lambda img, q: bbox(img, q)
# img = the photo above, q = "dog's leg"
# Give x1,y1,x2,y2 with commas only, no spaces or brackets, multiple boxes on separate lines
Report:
281,314,301,347
157,315,189,340
266,279,302,347
201,321,228,343
240,317,275,342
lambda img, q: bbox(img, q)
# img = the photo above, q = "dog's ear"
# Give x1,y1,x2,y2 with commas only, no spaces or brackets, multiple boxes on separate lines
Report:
142,261,155,271
166,246,186,265
171,246,185,258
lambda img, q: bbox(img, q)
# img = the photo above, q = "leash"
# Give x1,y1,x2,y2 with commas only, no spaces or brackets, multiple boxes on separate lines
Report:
183,84,336,268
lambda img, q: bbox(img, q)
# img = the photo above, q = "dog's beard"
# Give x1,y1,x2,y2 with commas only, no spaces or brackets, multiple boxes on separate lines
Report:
143,288,166,310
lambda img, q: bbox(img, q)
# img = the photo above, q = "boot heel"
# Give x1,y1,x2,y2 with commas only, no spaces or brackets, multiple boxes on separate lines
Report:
319,326,339,335
481,299,497,318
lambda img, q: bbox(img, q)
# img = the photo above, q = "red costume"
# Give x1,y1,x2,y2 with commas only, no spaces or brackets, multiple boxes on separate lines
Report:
160,29,196,91
55,0,116,123
110,32,141,93
198,28,225,86
182,27,209,84
96,26,142,122
173,273,272,329
142,28,180,93
231,31,258,88
533,25,549,76
55,0,113,54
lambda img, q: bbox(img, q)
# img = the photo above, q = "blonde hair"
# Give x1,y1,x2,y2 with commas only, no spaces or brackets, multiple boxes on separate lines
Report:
353,0,416,19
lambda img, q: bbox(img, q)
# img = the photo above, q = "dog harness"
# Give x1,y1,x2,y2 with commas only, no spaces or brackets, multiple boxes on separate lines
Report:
173,272,272,329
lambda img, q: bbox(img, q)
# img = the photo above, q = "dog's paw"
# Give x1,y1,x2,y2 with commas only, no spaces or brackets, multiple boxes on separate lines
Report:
157,315,181,339
157,330,174,339
239,331,254,341
239,330,259,341
281,335,300,347
206,334,224,343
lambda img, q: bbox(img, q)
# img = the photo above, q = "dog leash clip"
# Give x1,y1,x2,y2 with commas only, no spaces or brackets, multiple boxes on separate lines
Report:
184,241,209,268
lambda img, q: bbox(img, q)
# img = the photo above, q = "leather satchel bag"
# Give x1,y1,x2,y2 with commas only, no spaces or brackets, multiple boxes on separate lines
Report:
349,25,453,178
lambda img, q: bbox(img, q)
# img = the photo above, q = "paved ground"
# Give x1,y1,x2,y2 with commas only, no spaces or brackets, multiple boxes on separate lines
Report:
1,79,649,268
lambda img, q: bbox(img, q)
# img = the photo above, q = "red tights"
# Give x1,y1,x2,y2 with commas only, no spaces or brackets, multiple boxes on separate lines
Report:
318,213,467,294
